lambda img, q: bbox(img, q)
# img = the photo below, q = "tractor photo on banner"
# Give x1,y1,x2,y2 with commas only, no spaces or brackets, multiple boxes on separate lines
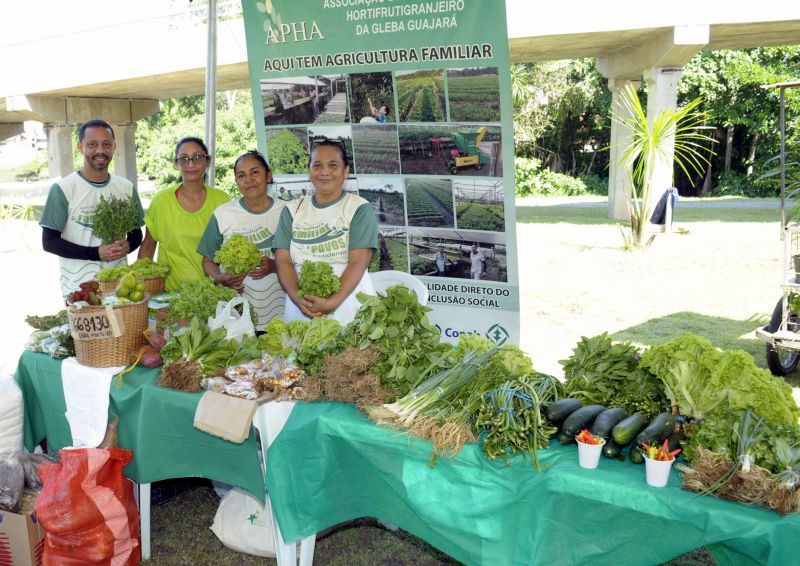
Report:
241,0,520,345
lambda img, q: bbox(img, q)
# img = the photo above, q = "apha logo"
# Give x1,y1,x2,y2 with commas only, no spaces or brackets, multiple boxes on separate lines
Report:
485,324,509,345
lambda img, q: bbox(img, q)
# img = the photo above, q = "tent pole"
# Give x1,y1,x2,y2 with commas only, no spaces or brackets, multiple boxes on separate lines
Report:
204,0,218,186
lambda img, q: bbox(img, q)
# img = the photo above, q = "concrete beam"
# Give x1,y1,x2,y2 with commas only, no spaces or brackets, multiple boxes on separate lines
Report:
3,95,158,125
0,122,23,141
597,25,709,79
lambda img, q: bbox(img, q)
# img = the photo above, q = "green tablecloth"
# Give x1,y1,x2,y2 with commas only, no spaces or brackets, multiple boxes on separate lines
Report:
15,351,264,501
266,402,800,566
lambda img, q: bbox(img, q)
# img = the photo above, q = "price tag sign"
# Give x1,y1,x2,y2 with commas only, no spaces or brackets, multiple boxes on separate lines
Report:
68,305,124,340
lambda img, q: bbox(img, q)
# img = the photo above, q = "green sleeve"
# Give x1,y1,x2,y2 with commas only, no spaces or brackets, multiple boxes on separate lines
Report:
197,215,224,259
273,206,295,250
39,182,68,231
143,193,160,241
349,203,378,250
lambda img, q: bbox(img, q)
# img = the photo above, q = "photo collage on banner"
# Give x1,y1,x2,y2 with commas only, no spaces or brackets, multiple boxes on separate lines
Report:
241,0,519,345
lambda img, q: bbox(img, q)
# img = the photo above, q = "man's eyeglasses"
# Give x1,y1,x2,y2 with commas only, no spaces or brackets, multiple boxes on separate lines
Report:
175,154,210,165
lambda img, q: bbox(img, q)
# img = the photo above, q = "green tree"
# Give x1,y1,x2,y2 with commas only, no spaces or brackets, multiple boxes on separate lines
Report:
512,59,610,176
614,84,715,249
136,90,256,198
680,47,800,193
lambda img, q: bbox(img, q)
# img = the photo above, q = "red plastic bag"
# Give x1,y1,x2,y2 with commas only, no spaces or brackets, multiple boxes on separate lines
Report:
36,448,140,566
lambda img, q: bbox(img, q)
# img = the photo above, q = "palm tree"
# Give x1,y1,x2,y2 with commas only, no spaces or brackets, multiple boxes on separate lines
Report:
613,84,715,249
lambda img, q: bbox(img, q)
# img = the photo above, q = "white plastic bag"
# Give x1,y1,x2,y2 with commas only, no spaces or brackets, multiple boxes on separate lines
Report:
210,488,275,557
208,296,255,342
0,377,23,457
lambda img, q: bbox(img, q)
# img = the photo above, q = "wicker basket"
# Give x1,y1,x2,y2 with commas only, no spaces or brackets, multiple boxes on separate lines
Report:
98,276,165,296
68,298,149,367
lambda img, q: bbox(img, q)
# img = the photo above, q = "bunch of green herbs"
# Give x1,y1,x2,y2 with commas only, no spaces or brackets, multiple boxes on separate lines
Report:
560,332,667,418
475,375,558,470
96,257,170,281
170,278,237,323
93,194,139,243
161,317,260,375
338,285,455,397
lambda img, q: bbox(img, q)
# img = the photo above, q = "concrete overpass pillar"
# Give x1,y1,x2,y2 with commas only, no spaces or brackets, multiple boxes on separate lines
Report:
607,79,640,221
44,124,75,179
644,67,683,212
112,123,138,184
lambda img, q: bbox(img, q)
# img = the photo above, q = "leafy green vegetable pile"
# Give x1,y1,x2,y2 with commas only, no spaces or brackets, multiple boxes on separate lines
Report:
258,316,341,375
297,261,341,299
161,318,260,374
560,332,667,418
214,234,261,275
96,257,170,281
170,277,237,323
641,333,800,470
93,194,139,243
338,285,453,397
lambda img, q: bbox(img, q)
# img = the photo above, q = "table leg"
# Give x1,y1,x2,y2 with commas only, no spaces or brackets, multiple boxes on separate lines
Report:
135,482,151,560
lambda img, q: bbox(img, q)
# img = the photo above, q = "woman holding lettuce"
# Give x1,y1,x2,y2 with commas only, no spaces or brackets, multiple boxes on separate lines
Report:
273,140,377,324
197,151,286,331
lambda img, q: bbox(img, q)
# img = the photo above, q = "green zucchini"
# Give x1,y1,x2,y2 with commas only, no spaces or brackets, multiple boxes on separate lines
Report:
545,398,582,425
629,445,645,464
561,404,606,437
590,408,628,439
601,439,624,459
611,412,647,446
635,412,677,448
557,430,576,445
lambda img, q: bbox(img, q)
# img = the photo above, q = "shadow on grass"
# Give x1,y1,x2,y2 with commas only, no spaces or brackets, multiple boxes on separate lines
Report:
609,310,769,363
516,206,779,225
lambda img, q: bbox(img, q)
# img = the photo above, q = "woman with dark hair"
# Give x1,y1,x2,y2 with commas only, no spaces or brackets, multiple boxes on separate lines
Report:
198,151,287,330
138,136,229,290
274,140,378,323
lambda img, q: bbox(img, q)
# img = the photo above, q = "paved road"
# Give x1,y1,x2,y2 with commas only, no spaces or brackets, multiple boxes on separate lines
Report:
516,196,781,208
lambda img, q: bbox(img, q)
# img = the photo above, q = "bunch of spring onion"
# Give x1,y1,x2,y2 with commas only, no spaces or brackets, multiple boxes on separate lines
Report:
699,408,767,496
381,346,500,459
475,375,559,471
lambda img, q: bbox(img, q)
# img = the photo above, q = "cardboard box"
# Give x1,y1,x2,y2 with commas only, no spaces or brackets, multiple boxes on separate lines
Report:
0,491,44,566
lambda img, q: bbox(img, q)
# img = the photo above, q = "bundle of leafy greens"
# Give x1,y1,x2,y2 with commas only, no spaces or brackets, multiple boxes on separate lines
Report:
214,234,261,275
451,333,561,407
297,261,340,299
170,278,237,322
337,285,454,397
258,318,310,358
160,318,254,370
96,257,170,281
295,317,342,375
560,332,667,418
641,333,800,470
93,194,139,243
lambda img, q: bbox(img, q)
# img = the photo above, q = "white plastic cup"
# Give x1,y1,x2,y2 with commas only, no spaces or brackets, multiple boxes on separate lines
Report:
576,440,604,469
644,456,674,487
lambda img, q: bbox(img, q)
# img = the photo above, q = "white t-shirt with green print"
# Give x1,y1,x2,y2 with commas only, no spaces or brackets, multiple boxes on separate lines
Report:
273,192,377,265
198,197,286,330
274,192,378,323
39,171,144,296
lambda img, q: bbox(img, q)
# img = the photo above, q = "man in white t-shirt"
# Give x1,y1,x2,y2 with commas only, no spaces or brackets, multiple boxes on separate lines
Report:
39,119,144,295
470,244,486,280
